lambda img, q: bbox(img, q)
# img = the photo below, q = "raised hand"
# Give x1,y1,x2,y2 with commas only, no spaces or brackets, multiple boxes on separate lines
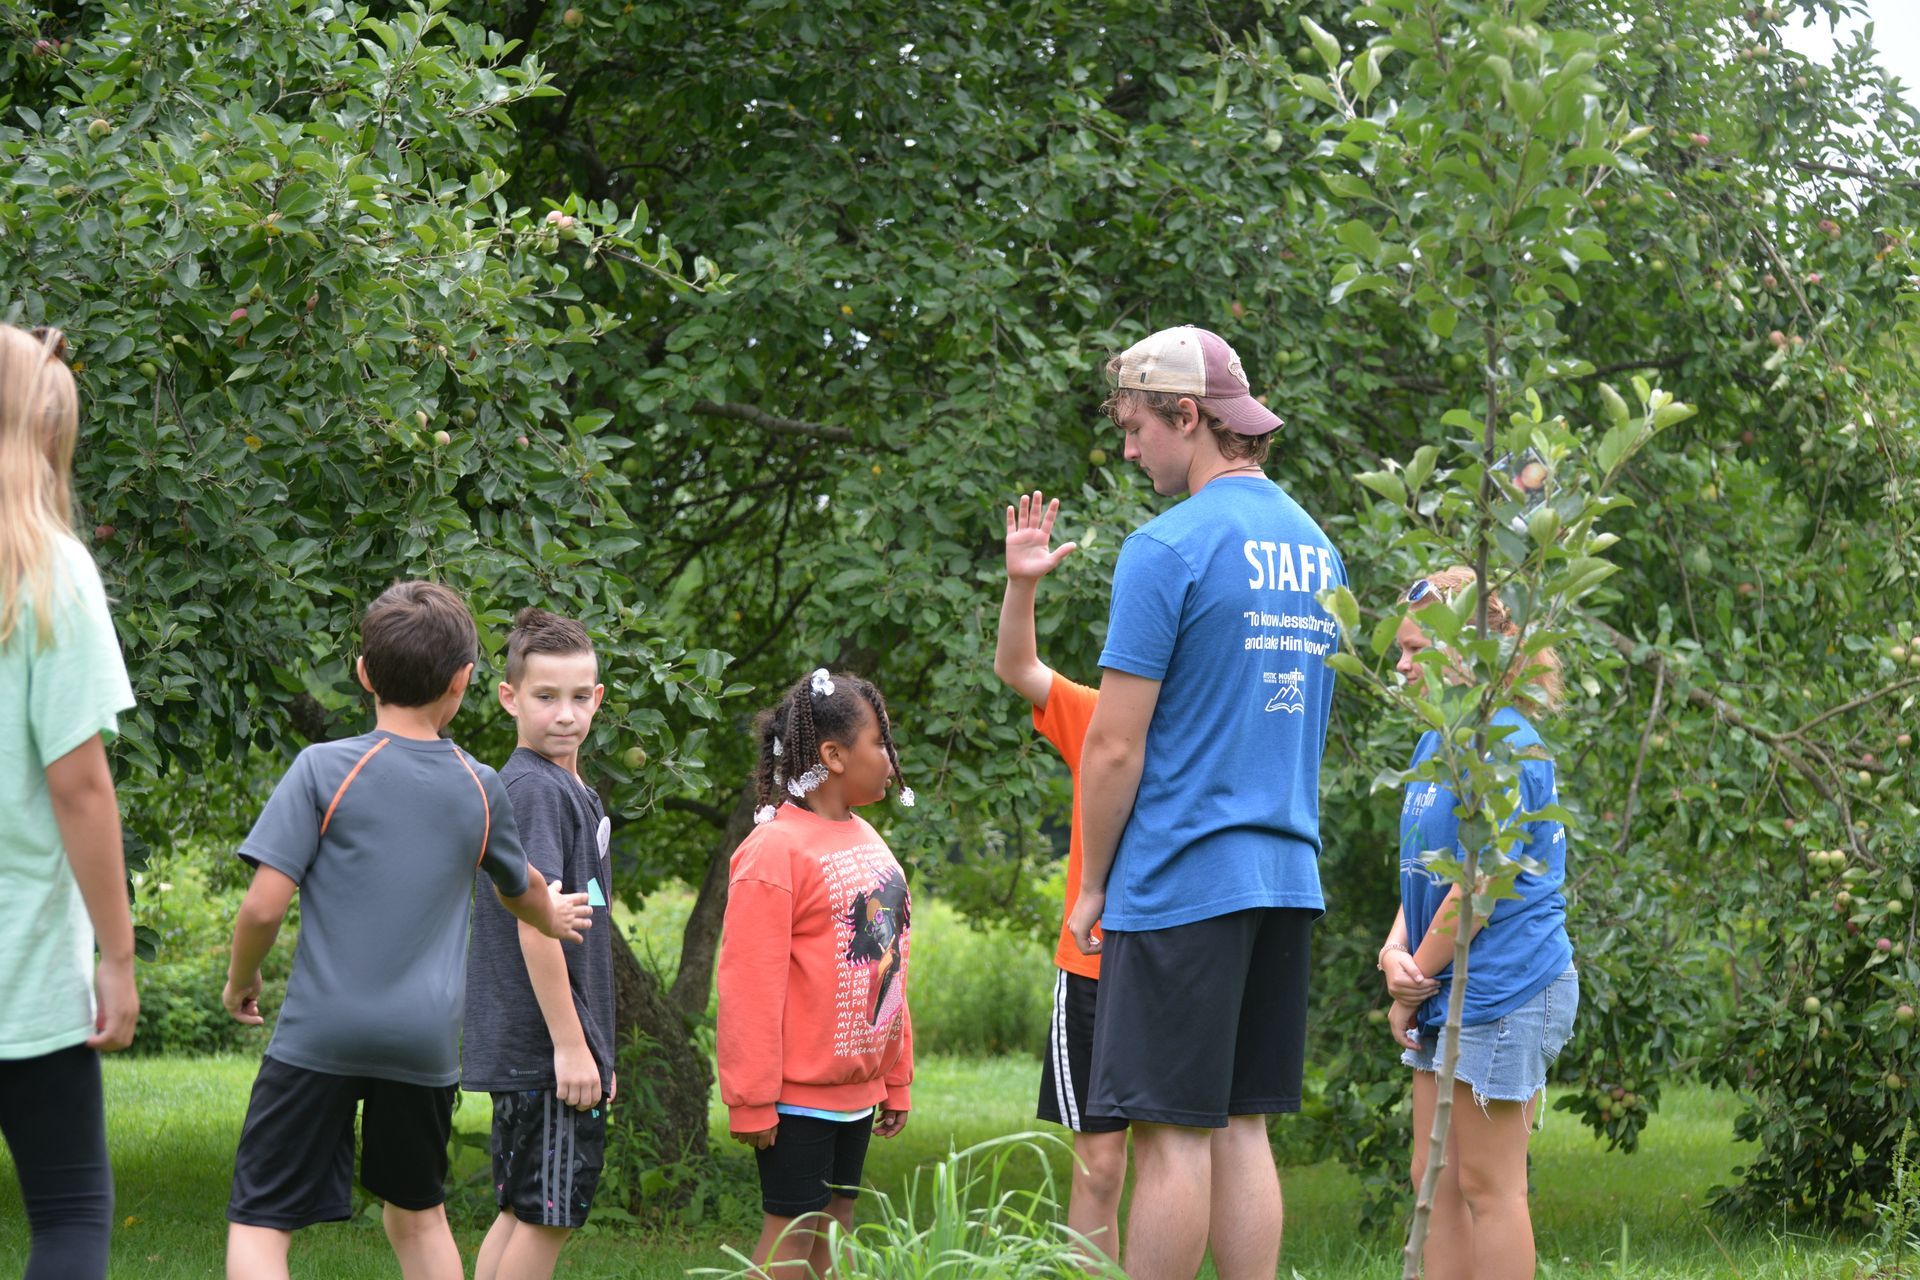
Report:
1004,490,1078,583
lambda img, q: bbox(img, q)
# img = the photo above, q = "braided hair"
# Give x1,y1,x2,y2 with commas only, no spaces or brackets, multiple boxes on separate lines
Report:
752,669,913,823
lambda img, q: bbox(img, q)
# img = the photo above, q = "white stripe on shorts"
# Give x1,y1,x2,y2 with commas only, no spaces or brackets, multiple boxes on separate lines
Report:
1051,970,1080,1131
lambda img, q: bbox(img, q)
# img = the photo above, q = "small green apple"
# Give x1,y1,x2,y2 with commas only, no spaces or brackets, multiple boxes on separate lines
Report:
623,745,647,768
1803,996,1822,1014
1089,447,1109,466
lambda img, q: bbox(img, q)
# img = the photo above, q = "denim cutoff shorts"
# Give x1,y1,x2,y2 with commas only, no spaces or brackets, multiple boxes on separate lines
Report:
1402,966,1578,1106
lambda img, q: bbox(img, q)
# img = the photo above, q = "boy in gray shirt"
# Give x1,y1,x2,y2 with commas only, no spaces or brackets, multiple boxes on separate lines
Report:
463,608,617,1280
221,581,592,1280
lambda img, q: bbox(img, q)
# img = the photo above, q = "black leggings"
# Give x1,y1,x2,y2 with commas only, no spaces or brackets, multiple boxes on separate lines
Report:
0,1044,113,1280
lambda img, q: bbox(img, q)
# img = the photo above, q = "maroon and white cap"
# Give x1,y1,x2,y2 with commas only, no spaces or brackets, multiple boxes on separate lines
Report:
1112,326,1283,435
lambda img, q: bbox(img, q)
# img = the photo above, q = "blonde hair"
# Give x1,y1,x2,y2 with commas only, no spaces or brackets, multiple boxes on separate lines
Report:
0,324,81,648
1415,565,1565,713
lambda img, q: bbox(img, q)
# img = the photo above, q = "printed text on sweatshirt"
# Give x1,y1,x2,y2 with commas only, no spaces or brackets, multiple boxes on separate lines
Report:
717,802,914,1132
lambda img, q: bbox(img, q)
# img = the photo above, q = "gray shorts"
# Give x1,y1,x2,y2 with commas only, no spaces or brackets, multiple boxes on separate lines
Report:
1403,967,1578,1105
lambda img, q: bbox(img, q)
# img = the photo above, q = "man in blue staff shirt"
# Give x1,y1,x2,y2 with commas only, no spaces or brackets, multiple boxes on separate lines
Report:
1067,326,1345,1280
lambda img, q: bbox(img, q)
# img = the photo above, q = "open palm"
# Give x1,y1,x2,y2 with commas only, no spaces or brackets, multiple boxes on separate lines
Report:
1004,490,1077,582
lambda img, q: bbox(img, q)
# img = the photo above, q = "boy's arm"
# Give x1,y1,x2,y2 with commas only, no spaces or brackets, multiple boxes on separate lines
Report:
224,864,299,1025
44,733,138,1051
994,491,1077,708
993,577,1054,708
518,922,602,1109
496,863,592,943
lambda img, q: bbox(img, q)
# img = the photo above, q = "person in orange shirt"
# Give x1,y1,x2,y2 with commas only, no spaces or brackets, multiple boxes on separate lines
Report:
993,490,1128,1264
717,668,918,1279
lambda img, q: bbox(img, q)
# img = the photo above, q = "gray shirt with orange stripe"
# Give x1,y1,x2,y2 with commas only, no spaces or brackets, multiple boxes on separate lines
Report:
238,730,530,1087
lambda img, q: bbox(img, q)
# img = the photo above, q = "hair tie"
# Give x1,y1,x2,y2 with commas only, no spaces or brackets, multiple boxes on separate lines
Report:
788,764,827,797
753,805,777,825
809,668,835,698
898,786,916,808
772,736,782,758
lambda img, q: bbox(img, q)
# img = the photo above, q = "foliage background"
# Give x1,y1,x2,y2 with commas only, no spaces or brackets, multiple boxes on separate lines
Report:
3,0,1917,1228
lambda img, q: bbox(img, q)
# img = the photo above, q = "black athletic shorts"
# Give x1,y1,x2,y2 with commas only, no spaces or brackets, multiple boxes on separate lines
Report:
491,1089,608,1229
227,1056,456,1229
1037,971,1128,1134
1086,906,1314,1128
755,1112,873,1218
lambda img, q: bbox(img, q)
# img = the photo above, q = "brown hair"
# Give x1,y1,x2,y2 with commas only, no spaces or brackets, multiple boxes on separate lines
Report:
359,581,478,707
1100,357,1270,466
1415,565,1564,713
504,606,594,684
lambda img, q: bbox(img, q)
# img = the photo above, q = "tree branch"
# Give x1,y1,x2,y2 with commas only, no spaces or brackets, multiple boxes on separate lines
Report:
1787,157,1920,191
690,399,900,450
1615,654,1666,855
1576,353,1688,381
660,796,729,828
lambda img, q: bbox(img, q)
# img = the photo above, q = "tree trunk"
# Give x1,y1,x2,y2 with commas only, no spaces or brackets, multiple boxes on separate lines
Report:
610,924,712,1193
668,782,759,1019
607,778,758,1212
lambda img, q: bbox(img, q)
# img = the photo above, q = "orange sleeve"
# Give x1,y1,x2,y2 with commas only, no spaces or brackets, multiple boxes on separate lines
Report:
884,1004,914,1112
1031,671,1099,771
716,842,792,1132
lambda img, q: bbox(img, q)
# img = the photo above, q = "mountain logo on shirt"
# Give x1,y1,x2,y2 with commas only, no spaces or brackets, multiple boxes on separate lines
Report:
843,865,911,1032
1263,668,1306,713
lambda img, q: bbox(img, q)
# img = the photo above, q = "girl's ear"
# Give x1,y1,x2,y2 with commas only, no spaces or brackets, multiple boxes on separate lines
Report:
820,737,847,775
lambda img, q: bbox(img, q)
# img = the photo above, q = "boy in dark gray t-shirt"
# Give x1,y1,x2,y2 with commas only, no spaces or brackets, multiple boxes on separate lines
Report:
221,582,593,1280
463,608,617,1280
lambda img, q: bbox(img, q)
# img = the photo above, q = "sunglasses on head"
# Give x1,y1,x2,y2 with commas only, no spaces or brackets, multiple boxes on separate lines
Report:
29,326,68,361
1406,579,1444,604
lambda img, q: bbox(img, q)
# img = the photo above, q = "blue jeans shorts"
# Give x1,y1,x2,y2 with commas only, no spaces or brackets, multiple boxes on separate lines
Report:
1402,967,1578,1107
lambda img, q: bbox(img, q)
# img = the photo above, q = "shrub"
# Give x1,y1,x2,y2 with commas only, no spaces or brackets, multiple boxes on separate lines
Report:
1707,842,1918,1223
897,897,1055,1058
131,850,290,1057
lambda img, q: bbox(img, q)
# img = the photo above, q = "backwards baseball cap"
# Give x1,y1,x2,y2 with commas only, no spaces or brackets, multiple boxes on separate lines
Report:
1109,325,1283,436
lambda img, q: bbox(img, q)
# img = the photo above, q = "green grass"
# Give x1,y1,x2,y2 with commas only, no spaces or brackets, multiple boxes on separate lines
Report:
0,1054,1867,1278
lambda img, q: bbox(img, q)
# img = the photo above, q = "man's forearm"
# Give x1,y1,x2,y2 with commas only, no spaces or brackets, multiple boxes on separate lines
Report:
519,921,589,1051
1077,739,1145,894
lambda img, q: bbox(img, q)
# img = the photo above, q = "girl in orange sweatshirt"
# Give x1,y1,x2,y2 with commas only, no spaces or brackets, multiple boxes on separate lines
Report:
717,668,917,1277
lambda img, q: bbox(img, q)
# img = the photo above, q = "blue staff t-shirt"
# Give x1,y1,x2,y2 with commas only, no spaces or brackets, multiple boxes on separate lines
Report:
1097,474,1345,931
1399,707,1573,1031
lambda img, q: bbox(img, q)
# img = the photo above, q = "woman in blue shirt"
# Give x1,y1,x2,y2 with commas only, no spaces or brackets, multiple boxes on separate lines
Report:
1375,566,1577,1280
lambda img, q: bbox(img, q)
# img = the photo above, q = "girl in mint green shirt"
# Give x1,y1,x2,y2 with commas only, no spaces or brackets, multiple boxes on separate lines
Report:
0,323,139,1280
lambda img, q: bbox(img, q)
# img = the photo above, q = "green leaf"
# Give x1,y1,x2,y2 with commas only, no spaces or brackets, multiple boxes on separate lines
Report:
1299,16,1342,73
1356,470,1408,506
1324,651,1369,680
1337,219,1382,261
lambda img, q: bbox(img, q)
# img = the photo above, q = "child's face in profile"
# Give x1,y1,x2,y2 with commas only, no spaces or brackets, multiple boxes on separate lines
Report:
501,650,604,763
827,702,897,808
